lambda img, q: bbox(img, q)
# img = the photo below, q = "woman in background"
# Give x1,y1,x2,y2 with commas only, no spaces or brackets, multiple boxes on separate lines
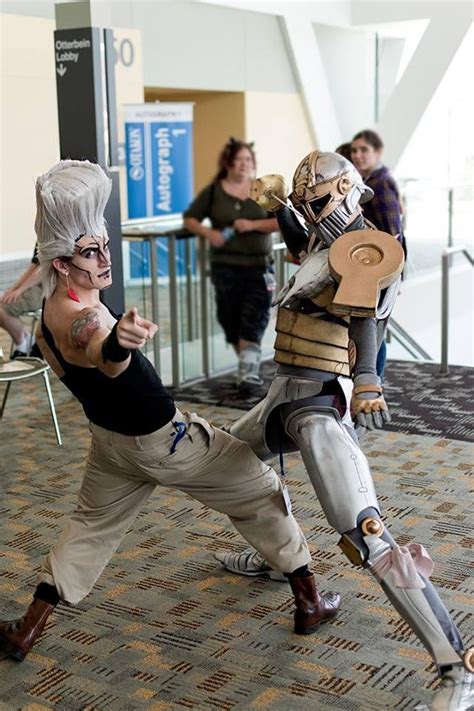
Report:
184,138,277,387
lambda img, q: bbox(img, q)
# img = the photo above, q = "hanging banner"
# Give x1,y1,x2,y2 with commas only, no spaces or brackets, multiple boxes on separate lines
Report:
125,102,194,218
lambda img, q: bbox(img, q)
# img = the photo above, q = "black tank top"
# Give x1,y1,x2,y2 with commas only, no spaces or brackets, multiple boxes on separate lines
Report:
41,307,176,435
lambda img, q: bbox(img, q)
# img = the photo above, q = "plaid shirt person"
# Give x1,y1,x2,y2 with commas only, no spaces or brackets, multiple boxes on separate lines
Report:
361,165,403,236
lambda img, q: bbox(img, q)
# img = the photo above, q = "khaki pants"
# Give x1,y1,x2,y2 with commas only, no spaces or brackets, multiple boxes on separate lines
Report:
3,284,42,317
40,409,310,603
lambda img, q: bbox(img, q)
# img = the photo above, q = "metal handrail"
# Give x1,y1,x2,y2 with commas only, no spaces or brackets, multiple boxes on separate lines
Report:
122,230,204,381
441,245,474,374
122,216,196,378
122,218,461,383
122,214,184,233
121,223,285,385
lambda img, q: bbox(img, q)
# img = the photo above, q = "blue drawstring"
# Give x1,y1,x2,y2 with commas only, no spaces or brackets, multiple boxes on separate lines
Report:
279,436,286,479
169,421,187,454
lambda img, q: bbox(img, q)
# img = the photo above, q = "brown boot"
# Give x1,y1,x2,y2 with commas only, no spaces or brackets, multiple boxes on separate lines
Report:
289,573,340,635
0,597,56,661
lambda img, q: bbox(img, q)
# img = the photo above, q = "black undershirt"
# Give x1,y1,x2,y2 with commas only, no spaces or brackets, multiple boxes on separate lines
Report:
41,308,175,435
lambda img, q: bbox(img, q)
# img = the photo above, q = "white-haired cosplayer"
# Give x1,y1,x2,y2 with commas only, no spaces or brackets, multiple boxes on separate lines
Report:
0,159,342,663
34,160,112,298
216,151,473,710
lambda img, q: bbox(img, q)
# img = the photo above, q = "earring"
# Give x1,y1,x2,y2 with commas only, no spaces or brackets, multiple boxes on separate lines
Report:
66,274,80,303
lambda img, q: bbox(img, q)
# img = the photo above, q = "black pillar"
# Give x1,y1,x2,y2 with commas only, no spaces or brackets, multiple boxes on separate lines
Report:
54,25,124,313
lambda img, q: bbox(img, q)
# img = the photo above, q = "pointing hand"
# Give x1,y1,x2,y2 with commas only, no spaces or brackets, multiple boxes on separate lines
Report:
117,307,158,349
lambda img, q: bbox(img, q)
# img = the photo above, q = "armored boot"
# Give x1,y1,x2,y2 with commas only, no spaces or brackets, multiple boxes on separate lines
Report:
0,597,56,661
289,573,340,635
415,660,474,711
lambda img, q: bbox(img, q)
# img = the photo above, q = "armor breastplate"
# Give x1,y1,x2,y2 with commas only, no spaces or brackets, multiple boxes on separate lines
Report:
274,289,351,376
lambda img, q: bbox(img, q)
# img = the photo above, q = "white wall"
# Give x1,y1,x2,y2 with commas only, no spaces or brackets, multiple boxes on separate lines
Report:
0,14,143,258
134,2,297,92
313,22,375,144
0,14,59,259
0,5,314,260
245,91,314,183
1,1,299,93
377,36,405,119
352,0,472,169
2,2,471,247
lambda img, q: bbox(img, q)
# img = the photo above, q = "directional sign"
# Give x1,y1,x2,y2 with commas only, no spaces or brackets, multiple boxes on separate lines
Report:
54,34,93,81
54,28,103,163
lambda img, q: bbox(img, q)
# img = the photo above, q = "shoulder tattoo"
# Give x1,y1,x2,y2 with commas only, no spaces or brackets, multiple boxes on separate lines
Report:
70,310,101,350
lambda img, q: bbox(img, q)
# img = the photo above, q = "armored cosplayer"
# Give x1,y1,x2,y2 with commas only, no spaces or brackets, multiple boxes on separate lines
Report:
216,151,473,710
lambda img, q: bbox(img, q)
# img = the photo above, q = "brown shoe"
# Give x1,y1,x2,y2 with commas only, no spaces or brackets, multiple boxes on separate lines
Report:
0,597,55,661
289,573,340,635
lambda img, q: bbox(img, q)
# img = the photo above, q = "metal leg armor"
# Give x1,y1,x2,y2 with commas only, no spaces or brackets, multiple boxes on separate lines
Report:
283,406,471,682
225,389,472,707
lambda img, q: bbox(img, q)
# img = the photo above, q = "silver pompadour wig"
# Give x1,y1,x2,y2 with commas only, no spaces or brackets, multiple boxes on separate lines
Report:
34,160,112,298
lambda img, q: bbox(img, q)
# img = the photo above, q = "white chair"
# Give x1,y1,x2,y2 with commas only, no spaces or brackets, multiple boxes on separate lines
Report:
0,353,62,446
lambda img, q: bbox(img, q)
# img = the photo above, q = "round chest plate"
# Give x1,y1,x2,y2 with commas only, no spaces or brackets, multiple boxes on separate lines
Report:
350,245,384,266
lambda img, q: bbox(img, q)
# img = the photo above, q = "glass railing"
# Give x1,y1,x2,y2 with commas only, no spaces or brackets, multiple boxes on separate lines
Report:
122,189,474,384
122,216,293,387
397,180,474,276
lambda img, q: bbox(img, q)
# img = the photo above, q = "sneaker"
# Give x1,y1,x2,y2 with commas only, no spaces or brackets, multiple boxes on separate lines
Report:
236,345,263,387
11,349,27,360
234,372,263,389
214,549,287,581
12,332,33,358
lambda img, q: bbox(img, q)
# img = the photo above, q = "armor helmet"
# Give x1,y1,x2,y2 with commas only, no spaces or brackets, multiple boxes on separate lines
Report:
289,150,373,246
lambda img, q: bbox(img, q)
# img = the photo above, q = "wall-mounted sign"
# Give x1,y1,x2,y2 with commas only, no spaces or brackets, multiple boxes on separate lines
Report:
124,103,194,279
125,103,194,218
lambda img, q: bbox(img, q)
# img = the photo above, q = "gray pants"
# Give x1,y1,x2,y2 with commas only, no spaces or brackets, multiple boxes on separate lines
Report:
40,409,311,603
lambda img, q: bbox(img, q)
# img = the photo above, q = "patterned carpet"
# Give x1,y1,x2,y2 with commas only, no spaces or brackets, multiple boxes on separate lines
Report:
0,370,473,710
169,359,474,443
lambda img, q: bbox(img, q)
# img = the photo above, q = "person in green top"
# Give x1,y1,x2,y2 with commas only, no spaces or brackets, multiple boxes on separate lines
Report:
184,138,278,387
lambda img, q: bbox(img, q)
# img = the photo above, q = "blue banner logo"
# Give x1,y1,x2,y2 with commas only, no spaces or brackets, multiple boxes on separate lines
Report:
124,104,194,278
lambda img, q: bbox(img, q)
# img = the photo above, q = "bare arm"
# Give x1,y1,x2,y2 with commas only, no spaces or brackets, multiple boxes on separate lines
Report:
233,217,278,234
70,307,158,378
1,263,42,304
183,217,225,247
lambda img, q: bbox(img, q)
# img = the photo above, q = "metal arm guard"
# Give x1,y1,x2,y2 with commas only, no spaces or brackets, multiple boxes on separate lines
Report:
275,205,310,261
